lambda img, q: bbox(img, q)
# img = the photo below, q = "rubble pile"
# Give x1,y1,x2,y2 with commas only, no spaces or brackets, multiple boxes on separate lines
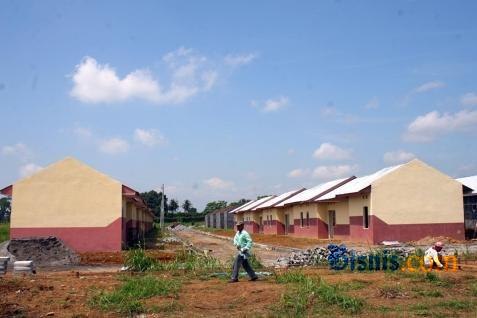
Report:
160,236,183,244
275,244,416,268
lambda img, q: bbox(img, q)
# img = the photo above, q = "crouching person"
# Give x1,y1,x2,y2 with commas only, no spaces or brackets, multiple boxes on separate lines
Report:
424,241,445,270
229,221,258,283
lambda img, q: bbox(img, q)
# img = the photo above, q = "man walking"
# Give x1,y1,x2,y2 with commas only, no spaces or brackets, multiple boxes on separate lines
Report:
229,221,258,283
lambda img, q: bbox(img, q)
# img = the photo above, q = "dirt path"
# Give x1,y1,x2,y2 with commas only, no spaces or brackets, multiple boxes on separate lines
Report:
172,229,290,267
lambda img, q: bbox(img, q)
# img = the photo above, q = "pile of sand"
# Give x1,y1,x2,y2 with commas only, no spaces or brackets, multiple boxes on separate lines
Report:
4,236,79,267
409,236,462,246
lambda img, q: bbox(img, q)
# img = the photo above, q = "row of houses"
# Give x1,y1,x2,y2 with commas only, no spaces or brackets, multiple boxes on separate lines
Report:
0,157,154,252
206,159,476,244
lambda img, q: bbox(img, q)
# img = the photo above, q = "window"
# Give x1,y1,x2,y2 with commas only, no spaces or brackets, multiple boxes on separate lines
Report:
300,212,304,227
306,212,310,227
363,206,369,229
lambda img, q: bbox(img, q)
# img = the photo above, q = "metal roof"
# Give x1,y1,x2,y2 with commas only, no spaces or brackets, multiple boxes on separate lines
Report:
317,164,402,201
229,199,257,214
251,188,306,210
236,196,275,213
276,178,353,207
457,175,477,194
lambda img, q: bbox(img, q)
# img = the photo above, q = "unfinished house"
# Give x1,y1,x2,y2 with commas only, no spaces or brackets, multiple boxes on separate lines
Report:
234,196,275,233
457,175,477,239
204,205,236,229
0,157,154,252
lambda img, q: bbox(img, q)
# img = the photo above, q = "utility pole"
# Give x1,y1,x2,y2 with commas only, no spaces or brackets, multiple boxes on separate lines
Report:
160,184,165,229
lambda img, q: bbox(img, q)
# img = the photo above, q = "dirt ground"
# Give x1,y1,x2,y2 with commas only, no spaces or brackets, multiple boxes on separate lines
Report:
2,266,477,317
173,229,288,266
2,230,477,317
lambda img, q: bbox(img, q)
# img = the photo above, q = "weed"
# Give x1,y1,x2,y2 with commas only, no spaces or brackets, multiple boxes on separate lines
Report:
437,300,474,311
415,289,443,297
274,276,364,317
125,248,158,272
89,275,181,315
470,283,477,297
275,271,308,284
336,279,371,291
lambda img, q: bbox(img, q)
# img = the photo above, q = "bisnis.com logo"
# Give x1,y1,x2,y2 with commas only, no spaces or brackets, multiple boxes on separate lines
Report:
329,252,458,272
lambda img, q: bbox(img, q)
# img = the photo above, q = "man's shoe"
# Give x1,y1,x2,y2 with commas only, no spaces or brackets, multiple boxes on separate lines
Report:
228,279,239,283
249,276,258,281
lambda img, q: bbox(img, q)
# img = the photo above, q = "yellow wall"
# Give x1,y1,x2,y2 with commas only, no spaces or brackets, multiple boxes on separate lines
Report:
323,200,350,224
371,159,464,224
11,157,121,228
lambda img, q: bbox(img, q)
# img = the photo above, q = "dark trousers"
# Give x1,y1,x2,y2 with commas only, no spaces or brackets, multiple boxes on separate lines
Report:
231,253,257,280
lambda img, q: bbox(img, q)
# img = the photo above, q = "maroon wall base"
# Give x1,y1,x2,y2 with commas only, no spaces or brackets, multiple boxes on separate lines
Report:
291,218,319,238
349,215,464,244
263,220,285,235
371,216,464,244
244,221,259,233
10,218,124,252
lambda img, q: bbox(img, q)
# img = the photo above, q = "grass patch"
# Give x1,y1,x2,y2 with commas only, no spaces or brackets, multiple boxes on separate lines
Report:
470,283,477,296
437,300,475,311
0,223,9,243
336,279,371,291
274,276,364,317
275,271,308,284
125,248,158,272
378,285,407,299
89,275,181,315
415,289,443,298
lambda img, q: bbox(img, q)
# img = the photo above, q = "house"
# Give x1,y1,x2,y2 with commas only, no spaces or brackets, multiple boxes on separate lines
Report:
313,159,465,243
204,205,236,229
0,157,154,252
234,159,466,244
456,175,477,239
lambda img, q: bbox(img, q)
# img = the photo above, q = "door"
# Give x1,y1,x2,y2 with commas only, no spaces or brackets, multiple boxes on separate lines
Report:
285,214,289,235
328,210,336,239
259,216,263,233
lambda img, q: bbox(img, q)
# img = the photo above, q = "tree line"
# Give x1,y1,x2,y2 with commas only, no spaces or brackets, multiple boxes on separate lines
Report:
0,197,10,222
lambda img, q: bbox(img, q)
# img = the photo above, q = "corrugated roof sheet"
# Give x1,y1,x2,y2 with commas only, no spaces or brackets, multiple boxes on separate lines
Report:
229,200,257,214
457,175,477,194
251,188,306,210
237,196,275,212
317,165,402,201
276,178,352,207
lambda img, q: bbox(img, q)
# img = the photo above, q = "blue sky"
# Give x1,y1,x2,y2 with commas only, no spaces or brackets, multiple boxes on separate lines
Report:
1,1,477,210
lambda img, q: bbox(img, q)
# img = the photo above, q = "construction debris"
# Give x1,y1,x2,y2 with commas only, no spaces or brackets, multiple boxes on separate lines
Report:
0,256,9,275
168,224,189,231
13,260,36,274
6,237,80,267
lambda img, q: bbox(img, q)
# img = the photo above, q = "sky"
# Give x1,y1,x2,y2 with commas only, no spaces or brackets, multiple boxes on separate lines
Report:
1,1,477,210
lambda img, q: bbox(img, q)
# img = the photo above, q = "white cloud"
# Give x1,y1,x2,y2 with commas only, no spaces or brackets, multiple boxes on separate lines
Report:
414,81,446,93
99,138,130,154
288,169,307,178
312,165,356,180
365,97,379,110
461,92,477,106
134,128,167,147
19,163,43,178
2,143,31,161
313,143,351,160
404,109,477,142
224,53,257,66
70,49,218,105
383,150,416,165
204,177,233,189
263,96,289,112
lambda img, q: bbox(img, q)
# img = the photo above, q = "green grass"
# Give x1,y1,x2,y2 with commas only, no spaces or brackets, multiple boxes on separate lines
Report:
274,275,364,317
437,300,475,311
415,289,443,298
470,283,477,296
275,271,308,284
89,275,181,315
0,223,9,243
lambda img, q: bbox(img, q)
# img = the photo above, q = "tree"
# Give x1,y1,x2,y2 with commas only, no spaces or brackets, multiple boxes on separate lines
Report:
203,200,227,214
140,190,168,218
228,198,249,207
0,197,11,222
169,199,179,213
182,200,193,213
